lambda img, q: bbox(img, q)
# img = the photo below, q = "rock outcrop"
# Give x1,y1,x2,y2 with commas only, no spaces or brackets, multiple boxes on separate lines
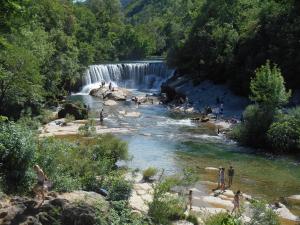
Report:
90,86,129,101
0,191,108,225
58,102,88,120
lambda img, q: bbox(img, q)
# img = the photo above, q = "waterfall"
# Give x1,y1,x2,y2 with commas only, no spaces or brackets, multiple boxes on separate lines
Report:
78,62,174,94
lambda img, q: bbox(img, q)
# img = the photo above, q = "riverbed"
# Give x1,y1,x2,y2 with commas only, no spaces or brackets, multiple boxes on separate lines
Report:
69,92,300,217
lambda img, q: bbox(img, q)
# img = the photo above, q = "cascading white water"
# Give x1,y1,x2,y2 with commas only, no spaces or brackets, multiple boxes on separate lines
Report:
78,62,174,94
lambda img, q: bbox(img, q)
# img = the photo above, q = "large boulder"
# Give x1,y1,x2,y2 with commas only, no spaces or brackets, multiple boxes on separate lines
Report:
0,192,107,225
58,102,88,120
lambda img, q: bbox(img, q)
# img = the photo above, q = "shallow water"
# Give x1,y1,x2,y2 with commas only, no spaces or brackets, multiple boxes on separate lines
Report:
69,92,300,215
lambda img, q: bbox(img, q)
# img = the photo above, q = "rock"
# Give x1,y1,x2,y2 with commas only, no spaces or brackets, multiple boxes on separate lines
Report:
125,112,141,117
129,191,149,213
273,203,300,222
104,91,126,101
61,204,96,225
104,100,117,106
58,191,107,209
191,206,226,215
202,196,233,209
172,220,194,225
58,102,88,120
90,87,129,101
205,167,219,171
287,195,300,204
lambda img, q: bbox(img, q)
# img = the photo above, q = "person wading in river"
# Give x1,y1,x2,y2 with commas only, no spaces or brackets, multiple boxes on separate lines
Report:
100,108,104,123
188,190,193,210
228,166,235,187
33,165,48,207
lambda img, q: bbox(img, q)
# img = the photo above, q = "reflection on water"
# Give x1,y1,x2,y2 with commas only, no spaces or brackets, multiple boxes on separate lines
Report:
69,92,300,215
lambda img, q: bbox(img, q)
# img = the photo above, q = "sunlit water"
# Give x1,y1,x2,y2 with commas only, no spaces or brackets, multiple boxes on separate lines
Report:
69,92,300,215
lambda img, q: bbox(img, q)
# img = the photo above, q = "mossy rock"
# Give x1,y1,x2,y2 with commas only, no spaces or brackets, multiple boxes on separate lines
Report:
58,102,88,120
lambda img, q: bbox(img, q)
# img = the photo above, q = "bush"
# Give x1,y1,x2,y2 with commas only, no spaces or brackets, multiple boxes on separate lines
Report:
148,179,186,224
186,214,199,225
231,104,276,148
36,134,129,193
246,201,280,225
143,167,158,181
91,134,129,165
204,212,242,225
267,107,300,153
17,116,41,131
0,122,36,193
78,119,96,136
64,114,75,124
102,174,133,201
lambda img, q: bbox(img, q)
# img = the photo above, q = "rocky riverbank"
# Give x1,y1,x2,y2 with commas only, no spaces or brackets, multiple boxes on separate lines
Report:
126,171,300,225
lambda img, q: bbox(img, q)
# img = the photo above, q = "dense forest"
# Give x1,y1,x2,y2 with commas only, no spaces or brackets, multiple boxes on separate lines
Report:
1,0,300,117
0,0,153,118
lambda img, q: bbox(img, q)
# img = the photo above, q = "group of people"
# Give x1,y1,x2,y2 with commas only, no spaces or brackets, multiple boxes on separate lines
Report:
217,166,234,190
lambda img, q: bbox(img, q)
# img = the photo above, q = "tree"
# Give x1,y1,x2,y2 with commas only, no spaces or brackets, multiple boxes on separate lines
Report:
250,61,291,109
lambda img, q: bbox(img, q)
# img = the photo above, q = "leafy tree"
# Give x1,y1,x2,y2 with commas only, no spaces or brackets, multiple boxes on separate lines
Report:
0,122,36,193
250,61,291,109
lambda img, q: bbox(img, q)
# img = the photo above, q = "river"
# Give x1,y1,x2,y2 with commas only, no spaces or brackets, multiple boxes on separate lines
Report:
71,61,300,216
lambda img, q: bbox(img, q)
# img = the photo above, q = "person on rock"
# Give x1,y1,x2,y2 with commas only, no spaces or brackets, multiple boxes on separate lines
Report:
33,165,48,206
232,190,242,215
109,82,112,91
220,167,226,191
228,166,235,187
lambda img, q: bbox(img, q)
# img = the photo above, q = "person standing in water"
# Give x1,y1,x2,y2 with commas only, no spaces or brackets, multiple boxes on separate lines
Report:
228,166,235,187
100,108,104,123
232,190,242,215
188,190,193,210
33,165,48,206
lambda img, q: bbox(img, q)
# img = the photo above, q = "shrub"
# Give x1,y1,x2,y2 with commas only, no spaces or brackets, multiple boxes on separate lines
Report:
246,201,280,225
204,212,242,225
36,134,129,193
143,167,158,181
78,119,96,136
0,122,36,193
231,104,276,148
267,108,300,153
64,114,75,124
186,214,198,225
148,179,186,224
91,134,129,165
102,174,133,201
17,116,41,130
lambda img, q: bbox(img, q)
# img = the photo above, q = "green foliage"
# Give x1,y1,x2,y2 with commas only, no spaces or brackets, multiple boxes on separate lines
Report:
267,107,300,153
204,212,242,225
232,61,292,149
231,104,275,147
186,214,199,225
170,0,300,96
246,201,280,225
250,61,291,109
78,119,96,136
148,179,186,224
35,134,129,193
64,114,75,124
105,200,151,225
102,174,133,201
0,122,36,193
142,167,158,181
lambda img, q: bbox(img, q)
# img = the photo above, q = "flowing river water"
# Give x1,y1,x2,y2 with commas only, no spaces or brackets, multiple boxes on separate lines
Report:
71,61,300,217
